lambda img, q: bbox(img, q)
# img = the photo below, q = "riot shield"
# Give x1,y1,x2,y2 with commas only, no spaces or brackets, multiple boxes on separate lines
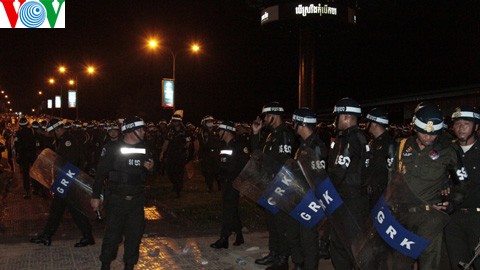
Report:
352,172,451,269
233,150,326,229
296,148,365,268
30,148,101,220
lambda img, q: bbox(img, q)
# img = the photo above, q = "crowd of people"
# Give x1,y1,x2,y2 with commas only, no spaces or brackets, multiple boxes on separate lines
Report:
0,96,479,270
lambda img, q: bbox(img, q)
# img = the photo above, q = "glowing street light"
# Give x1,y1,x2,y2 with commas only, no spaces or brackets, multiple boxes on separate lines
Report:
55,64,97,119
38,91,43,95
146,38,201,81
191,43,200,53
87,66,95,74
4,95,7,99
58,66,66,74
148,38,158,49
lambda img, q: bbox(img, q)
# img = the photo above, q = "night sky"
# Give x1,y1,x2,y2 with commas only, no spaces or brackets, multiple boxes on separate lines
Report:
0,0,479,124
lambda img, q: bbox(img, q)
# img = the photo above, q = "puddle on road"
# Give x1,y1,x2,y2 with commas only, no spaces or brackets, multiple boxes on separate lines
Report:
144,206,162,220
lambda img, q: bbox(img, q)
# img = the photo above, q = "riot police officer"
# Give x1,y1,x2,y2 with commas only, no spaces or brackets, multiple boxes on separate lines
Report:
14,117,37,199
30,119,94,247
160,114,189,198
445,105,480,270
195,115,222,192
328,97,369,270
393,104,467,270
210,120,249,249
364,108,395,209
91,116,154,270
252,102,295,270
291,107,328,270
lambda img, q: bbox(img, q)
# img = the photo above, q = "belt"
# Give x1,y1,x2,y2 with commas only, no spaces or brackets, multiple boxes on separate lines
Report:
110,193,142,200
458,208,480,213
390,204,435,213
408,205,433,213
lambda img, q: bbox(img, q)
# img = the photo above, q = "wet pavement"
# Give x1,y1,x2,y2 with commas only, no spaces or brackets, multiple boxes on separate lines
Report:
0,162,334,269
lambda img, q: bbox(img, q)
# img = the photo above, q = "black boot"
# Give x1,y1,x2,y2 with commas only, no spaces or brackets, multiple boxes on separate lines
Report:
318,239,330,260
100,262,111,270
294,263,305,270
233,231,244,246
255,251,276,265
74,234,95,247
266,255,289,270
210,237,228,249
30,234,51,246
124,263,134,270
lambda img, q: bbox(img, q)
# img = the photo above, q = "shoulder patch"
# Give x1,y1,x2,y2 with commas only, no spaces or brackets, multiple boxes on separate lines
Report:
65,140,72,147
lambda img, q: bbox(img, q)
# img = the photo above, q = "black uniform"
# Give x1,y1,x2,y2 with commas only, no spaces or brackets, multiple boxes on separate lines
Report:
292,133,328,270
42,132,92,239
218,138,249,238
365,130,395,208
327,125,369,270
14,126,37,195
445,140,480,270
93,140,152,266
251,123,295,260
196,127,221,192
164,125,188,197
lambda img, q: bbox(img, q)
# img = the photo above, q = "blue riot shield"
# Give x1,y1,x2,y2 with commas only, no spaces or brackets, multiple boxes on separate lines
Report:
352,172,451,269
233,150,327,229
29,148,101,220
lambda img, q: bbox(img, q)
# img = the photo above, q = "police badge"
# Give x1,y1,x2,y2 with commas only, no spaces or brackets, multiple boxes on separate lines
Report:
429,150,439,160
452,108,462,119
425,121,434,133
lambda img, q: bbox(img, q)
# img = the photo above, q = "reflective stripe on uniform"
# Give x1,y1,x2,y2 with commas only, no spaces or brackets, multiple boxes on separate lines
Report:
220,150,233,155
120,147,146,154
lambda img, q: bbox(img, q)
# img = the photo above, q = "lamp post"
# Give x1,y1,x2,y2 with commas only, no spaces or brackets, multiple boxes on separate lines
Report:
146,38,201,109
57,65,96,119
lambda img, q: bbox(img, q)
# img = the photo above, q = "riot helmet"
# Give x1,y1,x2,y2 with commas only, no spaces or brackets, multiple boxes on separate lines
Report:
218,120,236,141
171,114,183,122
19,117,28,127
333,97,362,116
261,102,284,117
31,121,39,129
218,120,236,133
451,106,480,124
201,115,215,128
413,105,444,135
365,108,389,126
72,120,82,128
261,101,284,128
292,107,317,127
121,116,145,133
64,121,72,129
46,119,64,132
40,120,48,130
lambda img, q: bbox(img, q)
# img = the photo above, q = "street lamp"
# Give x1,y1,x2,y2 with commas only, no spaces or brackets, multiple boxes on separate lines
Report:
146,38,201,80
146,38,201,110
57,65,96,119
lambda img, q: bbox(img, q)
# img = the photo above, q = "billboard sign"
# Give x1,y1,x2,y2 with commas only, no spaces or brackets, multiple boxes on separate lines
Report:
55,95,61,108
68,90,77,108
162,78,175,108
